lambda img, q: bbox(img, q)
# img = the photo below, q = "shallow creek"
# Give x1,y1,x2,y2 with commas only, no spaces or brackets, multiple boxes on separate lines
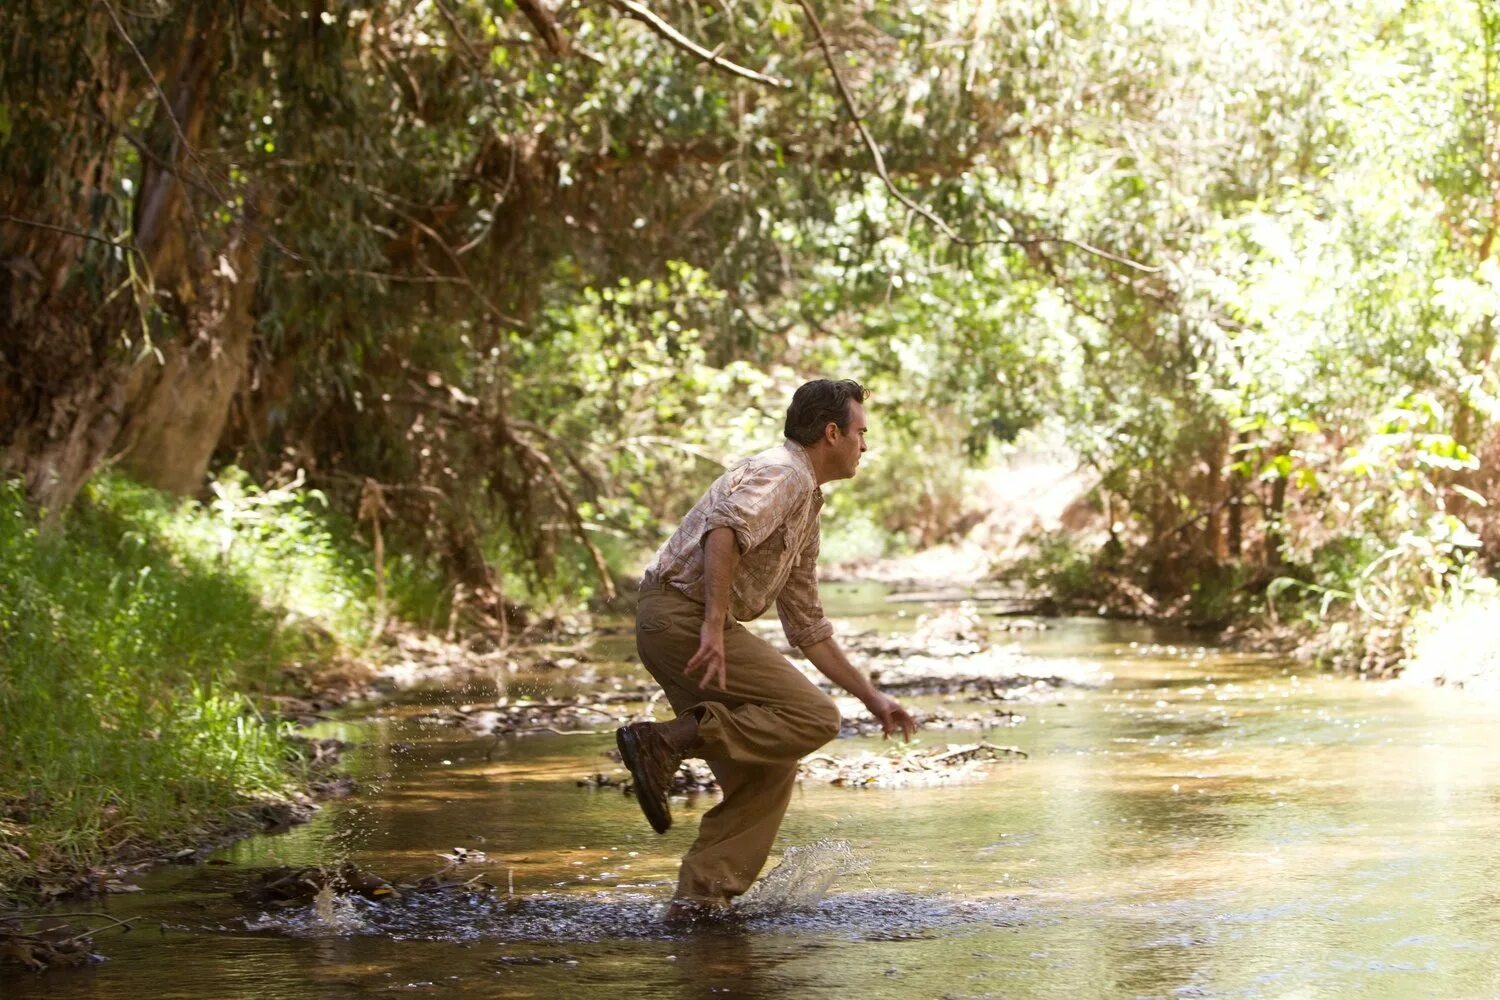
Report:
12,583,1500,998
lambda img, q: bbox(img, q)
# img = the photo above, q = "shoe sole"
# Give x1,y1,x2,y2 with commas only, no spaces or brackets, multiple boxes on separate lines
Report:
617,726,672,834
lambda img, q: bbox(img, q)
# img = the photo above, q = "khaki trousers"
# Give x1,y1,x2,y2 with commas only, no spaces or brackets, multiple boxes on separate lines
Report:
634,582,841,904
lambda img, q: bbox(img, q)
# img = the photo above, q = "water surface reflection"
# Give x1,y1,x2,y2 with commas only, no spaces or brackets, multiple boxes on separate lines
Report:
8,593,1500,998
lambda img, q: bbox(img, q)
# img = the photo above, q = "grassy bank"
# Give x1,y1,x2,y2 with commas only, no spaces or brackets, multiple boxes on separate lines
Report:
0,473,380,905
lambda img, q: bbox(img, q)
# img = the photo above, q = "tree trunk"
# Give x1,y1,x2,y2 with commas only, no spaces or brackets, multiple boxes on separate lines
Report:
1,3,247,509
103,4,258,496
115,197,269,494
1,351,127,520
1227,430,1248,558
1264,460,1289,569
1205,426,1229,561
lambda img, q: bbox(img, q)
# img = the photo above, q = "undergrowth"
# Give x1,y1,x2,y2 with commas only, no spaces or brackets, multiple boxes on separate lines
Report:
0,471,381,904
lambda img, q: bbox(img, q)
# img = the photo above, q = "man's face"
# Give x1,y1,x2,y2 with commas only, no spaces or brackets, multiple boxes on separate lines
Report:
832,400,868,480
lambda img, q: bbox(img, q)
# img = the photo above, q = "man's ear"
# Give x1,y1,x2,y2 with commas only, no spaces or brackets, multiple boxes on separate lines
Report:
824,421,839,445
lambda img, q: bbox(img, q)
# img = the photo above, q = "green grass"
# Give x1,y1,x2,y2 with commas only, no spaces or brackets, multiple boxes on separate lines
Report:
0,472,381,903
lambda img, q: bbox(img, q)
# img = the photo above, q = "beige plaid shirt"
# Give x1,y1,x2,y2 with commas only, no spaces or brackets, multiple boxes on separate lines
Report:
642,439,834,649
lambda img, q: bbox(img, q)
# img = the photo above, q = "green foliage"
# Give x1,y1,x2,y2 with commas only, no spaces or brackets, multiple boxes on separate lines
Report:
0,471,387,900
1009,530,1103,606
1264,394,1486,629
4,0,1499,657
149,469,377,647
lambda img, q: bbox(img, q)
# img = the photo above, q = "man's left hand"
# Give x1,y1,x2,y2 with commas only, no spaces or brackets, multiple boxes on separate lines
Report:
864,692,917,741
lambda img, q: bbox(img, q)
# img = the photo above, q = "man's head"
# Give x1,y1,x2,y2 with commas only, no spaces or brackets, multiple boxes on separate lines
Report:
785,378,867,484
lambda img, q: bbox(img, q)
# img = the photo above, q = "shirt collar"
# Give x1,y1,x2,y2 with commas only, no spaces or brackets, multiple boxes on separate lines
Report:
783,439,822,500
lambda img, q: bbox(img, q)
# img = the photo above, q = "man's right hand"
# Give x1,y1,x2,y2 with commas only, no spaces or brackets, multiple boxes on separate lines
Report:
684,624,728,691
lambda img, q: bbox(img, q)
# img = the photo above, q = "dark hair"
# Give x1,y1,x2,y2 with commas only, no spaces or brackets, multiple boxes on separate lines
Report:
784,378,866,445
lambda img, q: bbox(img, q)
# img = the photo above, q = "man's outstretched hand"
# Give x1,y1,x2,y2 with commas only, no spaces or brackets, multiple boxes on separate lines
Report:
685,625,728,691
865,692,917,741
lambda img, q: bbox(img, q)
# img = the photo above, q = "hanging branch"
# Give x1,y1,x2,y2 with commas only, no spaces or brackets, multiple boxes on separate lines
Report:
603,0,792,89
794,0,1160,274
341,176,526,327
96,0,227,207
386,383,616,603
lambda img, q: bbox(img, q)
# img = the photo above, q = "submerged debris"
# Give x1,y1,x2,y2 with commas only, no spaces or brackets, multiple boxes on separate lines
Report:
0,912,131,971
578,742,1024,797
412,693,658,737
286,735,350,768
237,862,399,907
237,861,499,925
798,742,1027,788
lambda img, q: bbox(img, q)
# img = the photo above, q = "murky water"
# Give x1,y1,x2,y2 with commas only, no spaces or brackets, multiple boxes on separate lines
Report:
10,583,1500,998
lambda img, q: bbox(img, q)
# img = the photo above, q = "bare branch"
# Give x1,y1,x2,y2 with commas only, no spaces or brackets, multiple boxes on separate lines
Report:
0,214,141,257
512,418,606,498
95,0,308,265
437,0,602,70
794,0,1160,273
603,0,791,89
292,268,470,285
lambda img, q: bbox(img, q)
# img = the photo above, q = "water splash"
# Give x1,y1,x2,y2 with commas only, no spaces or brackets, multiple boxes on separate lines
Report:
248,884,373,937
236,882,1023,943
735,839,871,917
235,841,1015,943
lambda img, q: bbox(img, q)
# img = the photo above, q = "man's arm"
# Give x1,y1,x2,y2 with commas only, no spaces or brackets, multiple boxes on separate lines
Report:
800,636,917,741
684,526,739,690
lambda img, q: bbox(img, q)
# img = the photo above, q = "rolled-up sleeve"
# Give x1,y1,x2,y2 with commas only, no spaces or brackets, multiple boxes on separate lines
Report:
776,528,834,648
701,464,801,555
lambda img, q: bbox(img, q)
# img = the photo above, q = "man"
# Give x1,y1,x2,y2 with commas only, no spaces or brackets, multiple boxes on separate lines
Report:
616,377,917,920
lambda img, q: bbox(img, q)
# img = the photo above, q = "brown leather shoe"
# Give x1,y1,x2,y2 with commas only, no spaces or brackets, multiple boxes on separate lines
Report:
616,722,684,834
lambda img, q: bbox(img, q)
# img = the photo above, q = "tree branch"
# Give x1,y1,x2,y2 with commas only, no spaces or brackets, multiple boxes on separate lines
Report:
795,0,1160,273
341,175,526,327
603,0,791,89
497,422,617,601
96,0,234,221
0,214,141,257
96,0,309,265
512,0,572,57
